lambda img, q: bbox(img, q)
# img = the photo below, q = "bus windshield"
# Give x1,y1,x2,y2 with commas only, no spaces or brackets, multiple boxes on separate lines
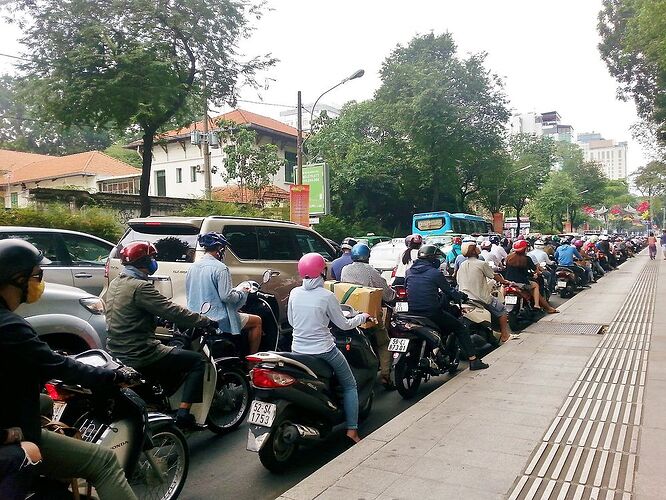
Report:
412,211,491,237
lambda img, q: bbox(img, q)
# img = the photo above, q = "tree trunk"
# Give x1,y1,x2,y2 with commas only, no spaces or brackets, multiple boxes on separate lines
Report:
139,128,157,217
515,208,521,235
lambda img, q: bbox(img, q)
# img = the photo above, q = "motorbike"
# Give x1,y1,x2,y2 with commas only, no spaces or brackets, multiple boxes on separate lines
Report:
554,266,578,298
456,299,500,357
245,305,378,473
44,350,189,500
502,282,540,331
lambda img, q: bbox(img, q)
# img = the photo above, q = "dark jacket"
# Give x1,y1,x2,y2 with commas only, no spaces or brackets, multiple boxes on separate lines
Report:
406,259,464,315
0,299,116,443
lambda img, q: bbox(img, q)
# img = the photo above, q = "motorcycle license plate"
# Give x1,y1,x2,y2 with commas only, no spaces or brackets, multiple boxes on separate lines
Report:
247,401,277,427
505,295,518,305
388,338,410,352
52,401,67,422
394,301,409,313
557,281,568,288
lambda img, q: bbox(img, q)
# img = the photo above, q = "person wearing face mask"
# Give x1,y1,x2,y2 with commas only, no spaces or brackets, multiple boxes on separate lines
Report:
186,232,262,354
288,253,371,444
105,241,218,429
0,239,139,499
405,245,489,370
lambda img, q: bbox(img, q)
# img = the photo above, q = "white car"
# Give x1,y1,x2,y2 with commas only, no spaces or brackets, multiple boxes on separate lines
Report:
369,238,407,282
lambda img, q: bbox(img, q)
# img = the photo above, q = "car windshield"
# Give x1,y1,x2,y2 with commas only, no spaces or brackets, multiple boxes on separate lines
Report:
113,223,201,263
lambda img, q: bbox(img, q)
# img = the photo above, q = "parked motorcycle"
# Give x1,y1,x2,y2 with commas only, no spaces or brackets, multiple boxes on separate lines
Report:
457,299,500,357
555,267,578,298
503,282,539,331
45,350,189,500
245,305,377,473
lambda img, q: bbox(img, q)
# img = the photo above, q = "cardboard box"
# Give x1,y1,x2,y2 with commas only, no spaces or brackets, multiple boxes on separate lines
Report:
324,280,383,329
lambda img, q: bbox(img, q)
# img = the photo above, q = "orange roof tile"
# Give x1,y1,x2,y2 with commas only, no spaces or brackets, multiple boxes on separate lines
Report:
2,150,140,184
212,184,289,204
0,149,52,173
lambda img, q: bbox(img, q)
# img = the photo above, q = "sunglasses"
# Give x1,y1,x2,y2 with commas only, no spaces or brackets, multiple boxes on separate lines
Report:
30,270,44,282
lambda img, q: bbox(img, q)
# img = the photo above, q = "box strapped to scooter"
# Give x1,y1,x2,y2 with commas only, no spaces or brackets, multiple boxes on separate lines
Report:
324,281,383,329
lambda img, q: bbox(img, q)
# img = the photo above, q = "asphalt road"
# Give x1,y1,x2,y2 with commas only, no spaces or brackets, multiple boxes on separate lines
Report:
180,293,568,500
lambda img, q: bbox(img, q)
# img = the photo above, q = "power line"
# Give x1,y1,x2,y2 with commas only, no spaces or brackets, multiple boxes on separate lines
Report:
0,52,33,63
236,98,294,109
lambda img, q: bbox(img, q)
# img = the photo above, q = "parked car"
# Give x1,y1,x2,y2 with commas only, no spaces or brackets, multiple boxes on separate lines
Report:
0,227,114,295
354,233,392,248
369,238,407,282
17,282,107,353
102,216,337,331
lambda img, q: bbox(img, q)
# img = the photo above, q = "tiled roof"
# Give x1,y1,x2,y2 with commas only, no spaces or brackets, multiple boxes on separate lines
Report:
212,184,289,204
127,108,298,147
1,150,140,184
0,149,52,173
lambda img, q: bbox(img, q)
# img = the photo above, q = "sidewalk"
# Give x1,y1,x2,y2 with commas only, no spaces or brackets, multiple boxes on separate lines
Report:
278,252,660,500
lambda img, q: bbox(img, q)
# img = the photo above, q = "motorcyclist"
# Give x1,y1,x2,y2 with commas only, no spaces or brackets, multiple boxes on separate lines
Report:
341,243,395,388
331,237,357,281
288,253,371,444
105,241,218,429
445,236,463,274
554,238,589,286
573,239,596,284
394,234,423,282
506,240,558,313
480,240,502,270
490,235,507,270
597,235,616,270
527,239,556,291
405,245,489,370
0,239,138,500
186,232,262,354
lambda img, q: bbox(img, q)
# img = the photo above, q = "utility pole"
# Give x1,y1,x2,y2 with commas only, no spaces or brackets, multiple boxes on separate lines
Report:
296,90,303,185
202,75,212,200
662,206,665,230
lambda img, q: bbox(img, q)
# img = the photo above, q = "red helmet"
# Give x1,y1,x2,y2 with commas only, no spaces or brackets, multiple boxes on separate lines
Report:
404,234,423,249
513,240,529,253
452,237,463,245
120,241,157,266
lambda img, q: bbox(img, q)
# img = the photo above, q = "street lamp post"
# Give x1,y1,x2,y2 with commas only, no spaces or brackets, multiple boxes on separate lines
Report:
295,69,364,184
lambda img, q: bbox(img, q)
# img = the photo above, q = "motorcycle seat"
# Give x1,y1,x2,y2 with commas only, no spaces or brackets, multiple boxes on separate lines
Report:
278,352,334,379
395,314,440,331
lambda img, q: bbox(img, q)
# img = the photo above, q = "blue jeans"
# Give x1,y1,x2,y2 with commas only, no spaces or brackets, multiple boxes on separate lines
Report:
319,346,359,430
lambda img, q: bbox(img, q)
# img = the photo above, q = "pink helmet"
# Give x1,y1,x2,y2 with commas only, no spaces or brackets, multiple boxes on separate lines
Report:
573,239,583,249
404,234,423,249
298,252,326,279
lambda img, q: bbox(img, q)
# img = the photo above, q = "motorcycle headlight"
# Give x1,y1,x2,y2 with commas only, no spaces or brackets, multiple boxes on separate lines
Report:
80,297,105,315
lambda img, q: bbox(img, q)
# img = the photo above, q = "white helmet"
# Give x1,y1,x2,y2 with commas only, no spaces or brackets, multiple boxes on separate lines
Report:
534,239,545,248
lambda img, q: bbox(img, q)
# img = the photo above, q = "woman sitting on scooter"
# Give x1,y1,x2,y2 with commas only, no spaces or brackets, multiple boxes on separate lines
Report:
505,241,558,314
288,253,371,445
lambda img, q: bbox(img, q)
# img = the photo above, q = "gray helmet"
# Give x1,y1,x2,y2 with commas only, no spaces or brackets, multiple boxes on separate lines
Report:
417,245,443,262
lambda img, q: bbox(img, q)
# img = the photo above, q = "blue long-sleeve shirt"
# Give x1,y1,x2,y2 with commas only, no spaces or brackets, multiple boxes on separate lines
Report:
554,244,582,266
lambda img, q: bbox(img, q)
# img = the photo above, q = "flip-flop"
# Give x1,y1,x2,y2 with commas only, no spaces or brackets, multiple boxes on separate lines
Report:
547,309,560,314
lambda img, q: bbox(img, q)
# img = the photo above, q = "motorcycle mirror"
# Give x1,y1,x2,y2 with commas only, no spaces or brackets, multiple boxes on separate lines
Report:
200,302,211,314
262,270,272,284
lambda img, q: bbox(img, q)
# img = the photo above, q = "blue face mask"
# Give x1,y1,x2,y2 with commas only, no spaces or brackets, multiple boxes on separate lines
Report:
147,258,158,275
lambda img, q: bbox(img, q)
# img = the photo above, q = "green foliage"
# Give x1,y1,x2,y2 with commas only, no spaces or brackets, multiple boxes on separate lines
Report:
179,199,288,221
0,204,123,242
528,172,577,233
104,143,143,169
633,161,666,197
603,179,635,206
313,215,391,244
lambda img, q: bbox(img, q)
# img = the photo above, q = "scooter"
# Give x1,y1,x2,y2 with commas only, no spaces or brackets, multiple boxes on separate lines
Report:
456,299,500,357
45,350,188,500
245,305,377,473
503,281,541,331
555,267,578,298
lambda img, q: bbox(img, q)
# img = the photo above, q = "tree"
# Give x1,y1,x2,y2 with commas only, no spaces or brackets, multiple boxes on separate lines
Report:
633,160,666,222
7,0,273,216
375,32,510,211
529,171,577,233
598,0,666,141
504,134,556,233
218,121,282,203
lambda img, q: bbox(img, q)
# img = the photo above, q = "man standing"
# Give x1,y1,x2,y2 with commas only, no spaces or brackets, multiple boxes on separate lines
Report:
661,230,666,260
457,241,513,343
331,237,357,281
341,243,394,387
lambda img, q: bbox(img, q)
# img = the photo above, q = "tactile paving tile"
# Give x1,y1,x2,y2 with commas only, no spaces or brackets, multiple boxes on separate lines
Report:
508,261,658,500
523,323,605,336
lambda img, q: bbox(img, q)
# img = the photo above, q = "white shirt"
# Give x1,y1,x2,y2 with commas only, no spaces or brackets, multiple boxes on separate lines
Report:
527,248,554,265
394,249,419,278
490,244,507,264
287,277,366,355
480,249,502,268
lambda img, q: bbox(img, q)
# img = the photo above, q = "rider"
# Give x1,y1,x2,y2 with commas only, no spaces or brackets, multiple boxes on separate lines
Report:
597,235,616,270
186,232,262,354
331,237,357,281
489,235,507,270
480,240,501,269
1,431,41,499
394,234,423,282
445,236,463,274
0,239,138,500
105,241,218,429
527,239,556,291
288,253,371,444
574,239,596,284
554,238,589,286
506,240,558,313
406,245,489,370
340,243,395,388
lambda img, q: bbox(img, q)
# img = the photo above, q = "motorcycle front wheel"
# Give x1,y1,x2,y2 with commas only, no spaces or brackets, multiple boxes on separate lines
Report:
258,410,300,474
130,420,189,500
207,368,251,435
394,353,422,400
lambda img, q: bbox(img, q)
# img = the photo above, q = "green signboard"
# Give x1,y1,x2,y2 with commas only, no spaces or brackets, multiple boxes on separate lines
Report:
301,163,330,215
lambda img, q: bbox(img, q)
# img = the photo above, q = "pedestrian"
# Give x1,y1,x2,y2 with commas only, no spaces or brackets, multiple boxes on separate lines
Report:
648,232,657,260
330,238,357,281
661,230,666,260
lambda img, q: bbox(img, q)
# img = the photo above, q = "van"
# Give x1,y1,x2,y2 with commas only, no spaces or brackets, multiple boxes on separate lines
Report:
102,216,337,331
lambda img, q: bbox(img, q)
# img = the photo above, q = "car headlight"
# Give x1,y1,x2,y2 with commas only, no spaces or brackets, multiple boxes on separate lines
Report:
80,297,105,315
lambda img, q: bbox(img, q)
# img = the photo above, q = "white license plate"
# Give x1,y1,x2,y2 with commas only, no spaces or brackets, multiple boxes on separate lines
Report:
247,401,277,427
394,301,409,313
388,338,410,352
52,401,67,422
557,280,568,288
505,295,518,305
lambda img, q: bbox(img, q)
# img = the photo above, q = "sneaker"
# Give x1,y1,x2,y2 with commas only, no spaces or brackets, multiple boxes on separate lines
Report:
469,359,489,371
175,412,206,431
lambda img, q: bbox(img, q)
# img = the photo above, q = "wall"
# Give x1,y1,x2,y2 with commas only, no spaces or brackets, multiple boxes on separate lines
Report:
3,174,98,208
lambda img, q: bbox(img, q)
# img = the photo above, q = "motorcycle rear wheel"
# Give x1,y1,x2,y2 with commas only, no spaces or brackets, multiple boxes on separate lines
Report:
129,420,189,500
258,410,300,474
207,368,251,435
394,354,422,400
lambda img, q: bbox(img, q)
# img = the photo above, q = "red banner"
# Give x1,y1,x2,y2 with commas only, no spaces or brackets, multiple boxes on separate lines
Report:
290,184,310,227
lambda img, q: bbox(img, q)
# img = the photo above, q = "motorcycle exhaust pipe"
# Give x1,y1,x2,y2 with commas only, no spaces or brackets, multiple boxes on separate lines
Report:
283,424,321,443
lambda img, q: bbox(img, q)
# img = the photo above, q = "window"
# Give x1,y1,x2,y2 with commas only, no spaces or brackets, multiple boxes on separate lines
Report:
61,234,111,266
176,168,183,183
416,218,445,231
155,170,166,196
284,151,297,183
115,224,200,263
10,192,18,208
0,232,64,264
257,226,300,260
99,178,139,194
294,230,334,261
223,226,259,260
190,166,198,182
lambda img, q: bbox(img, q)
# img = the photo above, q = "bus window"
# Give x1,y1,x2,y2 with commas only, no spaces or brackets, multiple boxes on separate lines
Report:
415,217,445,231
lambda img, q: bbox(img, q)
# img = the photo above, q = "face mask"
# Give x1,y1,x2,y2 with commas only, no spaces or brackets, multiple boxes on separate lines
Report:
432,259,442,268
147,258,158,275
26,280,45,304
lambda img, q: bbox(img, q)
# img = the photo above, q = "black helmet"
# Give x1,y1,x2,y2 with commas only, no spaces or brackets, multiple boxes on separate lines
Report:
417,245,443,262
0,239,51,284
489,235,500,245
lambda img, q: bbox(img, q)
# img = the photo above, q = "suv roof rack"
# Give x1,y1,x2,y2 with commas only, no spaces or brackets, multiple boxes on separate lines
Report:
208,215,297,225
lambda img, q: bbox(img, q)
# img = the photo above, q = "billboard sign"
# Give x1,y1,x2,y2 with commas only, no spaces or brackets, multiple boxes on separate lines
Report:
301,163,330,215
289,184,310,227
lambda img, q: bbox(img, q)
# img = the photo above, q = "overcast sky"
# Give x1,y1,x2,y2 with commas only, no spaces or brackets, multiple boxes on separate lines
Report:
0,0,646,173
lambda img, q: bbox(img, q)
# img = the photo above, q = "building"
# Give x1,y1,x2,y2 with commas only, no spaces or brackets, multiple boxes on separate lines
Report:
510,112,543,136
279,103,341,131
577,133,628,180
127,109,298,199
1,149,140,208
510,111,574,142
